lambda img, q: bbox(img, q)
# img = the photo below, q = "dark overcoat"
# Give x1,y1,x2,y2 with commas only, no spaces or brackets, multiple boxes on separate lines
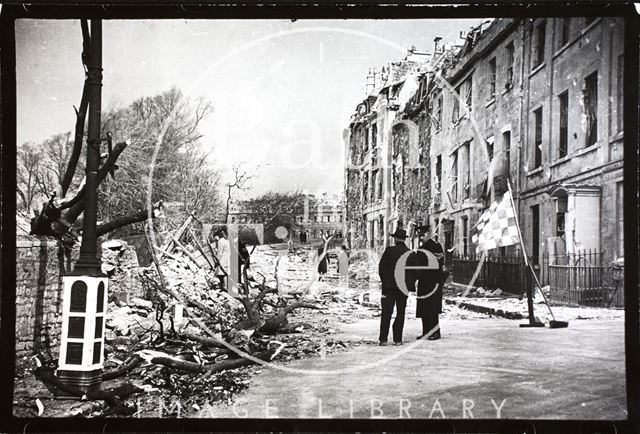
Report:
378,241,414,296
413,238,444,317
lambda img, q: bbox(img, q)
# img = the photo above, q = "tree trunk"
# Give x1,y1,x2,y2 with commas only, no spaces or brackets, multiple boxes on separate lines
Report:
96,201,161,237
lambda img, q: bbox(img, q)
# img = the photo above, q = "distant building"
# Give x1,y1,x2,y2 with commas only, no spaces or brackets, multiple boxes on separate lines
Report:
344,17,624,268
228,193,344,242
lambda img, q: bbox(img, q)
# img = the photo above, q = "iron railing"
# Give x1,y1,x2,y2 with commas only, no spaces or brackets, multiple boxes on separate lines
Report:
451,250,623,307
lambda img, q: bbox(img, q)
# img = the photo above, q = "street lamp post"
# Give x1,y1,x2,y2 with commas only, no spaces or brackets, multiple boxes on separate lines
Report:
56,19,109,392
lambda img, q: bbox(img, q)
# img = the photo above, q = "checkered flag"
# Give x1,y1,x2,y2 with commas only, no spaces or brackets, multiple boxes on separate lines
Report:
471,190,520,253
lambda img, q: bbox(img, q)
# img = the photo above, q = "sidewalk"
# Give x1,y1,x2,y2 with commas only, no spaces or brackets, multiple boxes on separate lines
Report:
445,293,625,323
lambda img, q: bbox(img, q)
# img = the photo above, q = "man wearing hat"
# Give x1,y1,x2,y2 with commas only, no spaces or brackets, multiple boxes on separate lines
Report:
413,223,445,340
377,227,414,346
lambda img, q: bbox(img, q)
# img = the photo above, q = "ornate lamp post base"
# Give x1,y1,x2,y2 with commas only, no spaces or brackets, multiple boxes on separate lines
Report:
56,275,108,393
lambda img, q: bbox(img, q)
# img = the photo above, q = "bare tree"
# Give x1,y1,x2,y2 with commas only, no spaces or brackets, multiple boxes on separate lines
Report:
224,163,254,223
28,20,219,244
16,143,42,215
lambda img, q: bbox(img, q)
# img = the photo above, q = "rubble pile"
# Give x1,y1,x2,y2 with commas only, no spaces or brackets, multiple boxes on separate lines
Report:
101,239,145,303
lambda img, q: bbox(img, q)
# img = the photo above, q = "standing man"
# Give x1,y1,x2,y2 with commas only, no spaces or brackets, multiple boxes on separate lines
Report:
413,224,445,340
378,228,414,346
213,228,230,291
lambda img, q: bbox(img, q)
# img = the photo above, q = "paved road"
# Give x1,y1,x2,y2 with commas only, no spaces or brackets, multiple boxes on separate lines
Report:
201,317,626,419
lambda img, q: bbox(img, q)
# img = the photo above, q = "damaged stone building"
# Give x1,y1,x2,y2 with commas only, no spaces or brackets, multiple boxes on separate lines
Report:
344,17,624,269
343,46,432,250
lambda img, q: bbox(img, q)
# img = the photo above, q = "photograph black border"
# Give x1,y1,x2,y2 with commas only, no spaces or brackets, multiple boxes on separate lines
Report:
1,2,638,432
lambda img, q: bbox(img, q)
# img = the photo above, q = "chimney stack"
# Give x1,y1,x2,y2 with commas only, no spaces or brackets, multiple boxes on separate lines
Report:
366,67,375,95
434,36,442,54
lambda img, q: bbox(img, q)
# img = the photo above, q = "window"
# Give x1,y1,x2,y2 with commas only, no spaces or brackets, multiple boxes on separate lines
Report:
489,58,496,98
377,169,383,199
559,90,569,158
371,123,378,148
461,217,469,257
506,42,515,86
534,21,546,67
451,151,458,203
560,18,571,47
462,142,471,200
452,85,461,121
363,171,369,202
434,94,442,130
584,71,598,147
533,107,543,168
616,181,624,257
464,76,473,109
378,215,384,244
363,126,369,152
486,136,494,161
503,131,511,178
531,204,540,265
617,54,624,134
556,212,565,236
369,221,375,248
435,155,442,191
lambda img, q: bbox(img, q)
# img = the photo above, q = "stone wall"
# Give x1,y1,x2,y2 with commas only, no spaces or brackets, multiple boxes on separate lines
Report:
15,238,64,359
15,236,143,359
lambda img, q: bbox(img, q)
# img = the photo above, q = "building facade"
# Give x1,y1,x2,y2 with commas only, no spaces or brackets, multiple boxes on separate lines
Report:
344,47,432,251
344,17,624,267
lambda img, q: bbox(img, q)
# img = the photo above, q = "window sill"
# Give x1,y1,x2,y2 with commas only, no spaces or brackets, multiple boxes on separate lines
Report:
530,62,545,77
573,143,599,158
526,167,544,177
502,83,514,95
485,98,496,108
550,155,570,168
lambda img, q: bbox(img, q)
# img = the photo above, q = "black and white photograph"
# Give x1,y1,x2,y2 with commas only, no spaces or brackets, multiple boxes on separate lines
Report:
5,4,636,426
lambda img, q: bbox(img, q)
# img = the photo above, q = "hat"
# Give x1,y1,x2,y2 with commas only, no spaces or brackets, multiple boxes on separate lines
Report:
416,224,431,235
390,228,408,239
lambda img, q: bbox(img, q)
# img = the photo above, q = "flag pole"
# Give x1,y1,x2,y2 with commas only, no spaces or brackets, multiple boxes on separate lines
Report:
507,180,567,328
505,180,544,327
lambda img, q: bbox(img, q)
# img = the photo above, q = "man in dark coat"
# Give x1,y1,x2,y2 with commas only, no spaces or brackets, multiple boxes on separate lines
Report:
378,228,415,346
413,224,445,340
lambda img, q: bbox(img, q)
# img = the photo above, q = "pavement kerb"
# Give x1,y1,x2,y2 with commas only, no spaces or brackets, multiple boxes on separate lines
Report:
444,298,527,320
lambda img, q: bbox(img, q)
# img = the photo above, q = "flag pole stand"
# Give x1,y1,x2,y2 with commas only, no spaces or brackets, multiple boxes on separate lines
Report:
504,181,549,328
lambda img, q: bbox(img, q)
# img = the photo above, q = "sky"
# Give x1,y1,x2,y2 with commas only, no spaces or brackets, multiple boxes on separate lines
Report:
16,18,484,198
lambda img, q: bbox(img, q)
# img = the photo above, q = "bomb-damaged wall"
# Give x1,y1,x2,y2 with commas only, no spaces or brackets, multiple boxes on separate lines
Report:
390,111,431,230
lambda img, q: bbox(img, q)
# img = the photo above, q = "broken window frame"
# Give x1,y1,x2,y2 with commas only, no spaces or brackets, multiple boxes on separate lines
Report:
616,53,624,134
506,41,515,87
486,136,494,161
449,151,459,203
534,21,546,68
558,90,569,158
464,76,473,111
533,106,543,168
559,17,571,48
488,57,497,98
452,85,461,122
503,130,511,178
583,71,598,148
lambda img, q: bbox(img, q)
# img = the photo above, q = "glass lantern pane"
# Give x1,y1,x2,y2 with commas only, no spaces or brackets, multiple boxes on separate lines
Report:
69,281,87,312
66,342,83,365
92,342,102,364
68,317,85,339
96,282,105,313
95,316,103,338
